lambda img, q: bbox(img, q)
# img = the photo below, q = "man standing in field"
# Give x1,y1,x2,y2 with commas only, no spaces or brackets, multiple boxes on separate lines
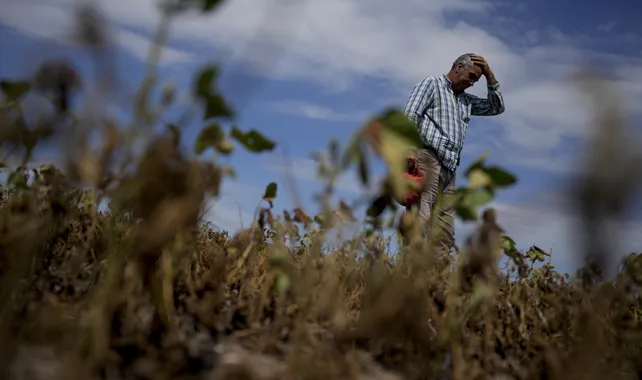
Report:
402,53,505,259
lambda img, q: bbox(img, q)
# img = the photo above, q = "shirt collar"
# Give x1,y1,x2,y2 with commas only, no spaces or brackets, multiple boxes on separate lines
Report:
440,74,457,95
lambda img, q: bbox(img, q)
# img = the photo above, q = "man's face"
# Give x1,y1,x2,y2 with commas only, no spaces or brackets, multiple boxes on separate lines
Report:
452,63,482,93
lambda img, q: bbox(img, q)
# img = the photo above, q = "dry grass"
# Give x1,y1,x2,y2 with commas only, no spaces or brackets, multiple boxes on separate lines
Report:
0,2,641,380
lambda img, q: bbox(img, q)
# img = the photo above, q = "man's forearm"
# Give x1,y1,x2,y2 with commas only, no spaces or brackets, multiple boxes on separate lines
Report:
485,71,498,86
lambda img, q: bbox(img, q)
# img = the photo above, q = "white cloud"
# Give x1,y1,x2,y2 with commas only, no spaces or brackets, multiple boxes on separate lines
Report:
466,197,642,276
264,152,386,196
202,179,262,232
0,1,192,65
268,100,367,122
505,154,578,175
4,0,642,155
597,21,617,33
4,0,642,269
115,28,192,64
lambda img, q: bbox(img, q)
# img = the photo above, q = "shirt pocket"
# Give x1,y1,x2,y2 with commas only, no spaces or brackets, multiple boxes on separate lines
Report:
460,102,471,124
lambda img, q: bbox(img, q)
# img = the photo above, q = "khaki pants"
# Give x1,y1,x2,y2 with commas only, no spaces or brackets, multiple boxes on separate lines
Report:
405,147,457,259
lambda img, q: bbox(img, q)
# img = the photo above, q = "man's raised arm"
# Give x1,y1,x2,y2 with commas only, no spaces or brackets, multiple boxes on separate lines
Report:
468,55,505,116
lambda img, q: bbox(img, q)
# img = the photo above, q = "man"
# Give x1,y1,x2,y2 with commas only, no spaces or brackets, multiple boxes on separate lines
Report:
402,53,505,259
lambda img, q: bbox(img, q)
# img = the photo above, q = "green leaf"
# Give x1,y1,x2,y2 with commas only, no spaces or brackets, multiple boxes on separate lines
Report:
200,0,225,11
462,188,493,208
194,123,225,154
528,250,537,261
376,108,423,147
168,124,181,146
455,204,477,221
341,137,369,186
217,139,234,154
194,67,217,99
501,235,516,247
193,66,233,120
204,94,233,120
464,152,489,177
274,273,290,293
469,282,492,309
501,235,518,256
231,127,276,153
7,169,28,190
467,169,492,189
484,166,518,187
0,80,31,101
263,182,278,201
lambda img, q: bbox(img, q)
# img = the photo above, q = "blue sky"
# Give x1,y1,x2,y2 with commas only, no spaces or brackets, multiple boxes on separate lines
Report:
1,0,641,275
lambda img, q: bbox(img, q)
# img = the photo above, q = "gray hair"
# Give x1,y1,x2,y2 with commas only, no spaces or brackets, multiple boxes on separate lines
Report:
451,53,475,69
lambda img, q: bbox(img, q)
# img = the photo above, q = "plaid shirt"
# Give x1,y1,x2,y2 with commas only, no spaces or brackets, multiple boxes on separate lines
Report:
403,74,505,173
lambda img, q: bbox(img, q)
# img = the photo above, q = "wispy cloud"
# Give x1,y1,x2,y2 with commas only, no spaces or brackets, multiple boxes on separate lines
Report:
268,100,367,122
597,21,618,33
3,0,642,275
202,179,264,232
265,153,380,195
0,1,193,66
4,0,642,156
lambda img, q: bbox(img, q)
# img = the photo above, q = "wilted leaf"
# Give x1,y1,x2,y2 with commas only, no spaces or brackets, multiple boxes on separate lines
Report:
293,208,313,227
221,164,236,178
231,127,276,153
485,166,518,187
0,80,31,101
338,199,356,222
314,214,330,227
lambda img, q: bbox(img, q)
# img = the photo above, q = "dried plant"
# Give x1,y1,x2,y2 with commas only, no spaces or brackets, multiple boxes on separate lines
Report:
0,2,640,380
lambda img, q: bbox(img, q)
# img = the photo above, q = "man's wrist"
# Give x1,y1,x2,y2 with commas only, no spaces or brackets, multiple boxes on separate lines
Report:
485,72,498,86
